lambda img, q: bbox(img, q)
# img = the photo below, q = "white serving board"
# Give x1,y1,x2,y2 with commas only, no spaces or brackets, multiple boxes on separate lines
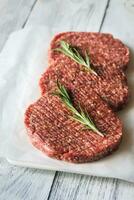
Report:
1,26,134,183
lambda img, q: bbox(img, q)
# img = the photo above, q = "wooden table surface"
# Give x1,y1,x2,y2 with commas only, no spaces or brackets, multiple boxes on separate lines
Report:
0,0,134,199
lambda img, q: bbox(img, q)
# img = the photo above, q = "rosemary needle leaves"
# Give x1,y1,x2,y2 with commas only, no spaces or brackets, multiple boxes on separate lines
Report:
53,80,104,137
54,40,97,75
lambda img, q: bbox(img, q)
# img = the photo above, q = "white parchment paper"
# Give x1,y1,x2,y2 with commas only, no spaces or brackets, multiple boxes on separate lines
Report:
0,26,134,183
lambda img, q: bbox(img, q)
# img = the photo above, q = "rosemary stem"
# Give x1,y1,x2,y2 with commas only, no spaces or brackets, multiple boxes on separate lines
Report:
55,41,97,75
53,81,104,137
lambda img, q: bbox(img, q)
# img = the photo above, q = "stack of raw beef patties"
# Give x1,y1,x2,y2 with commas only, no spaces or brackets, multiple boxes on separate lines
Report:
25,32,129,163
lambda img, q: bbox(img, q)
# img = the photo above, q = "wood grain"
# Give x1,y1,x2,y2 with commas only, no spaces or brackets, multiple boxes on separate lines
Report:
48,172,134,200
0,0,37,50
0,159,55,200
27,0,108,32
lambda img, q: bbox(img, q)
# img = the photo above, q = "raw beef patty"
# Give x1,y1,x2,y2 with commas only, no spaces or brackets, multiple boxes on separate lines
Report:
25,89,122,163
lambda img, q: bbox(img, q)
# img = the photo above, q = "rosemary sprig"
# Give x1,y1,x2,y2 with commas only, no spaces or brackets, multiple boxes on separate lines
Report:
54,40,97,75
53,80,104,137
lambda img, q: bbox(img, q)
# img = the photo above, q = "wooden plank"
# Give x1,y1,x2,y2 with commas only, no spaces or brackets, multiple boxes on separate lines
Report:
48,173,134,200
100,0,134,198
0,159,55,200
0,0,109,199
48,172,118,200
48,0,134,199
0,0,37,50
114,180,134,200
27,0,108,32
0,1,55,200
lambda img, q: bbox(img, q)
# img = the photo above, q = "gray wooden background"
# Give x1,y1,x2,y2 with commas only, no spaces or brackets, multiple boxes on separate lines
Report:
0,0,134,199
